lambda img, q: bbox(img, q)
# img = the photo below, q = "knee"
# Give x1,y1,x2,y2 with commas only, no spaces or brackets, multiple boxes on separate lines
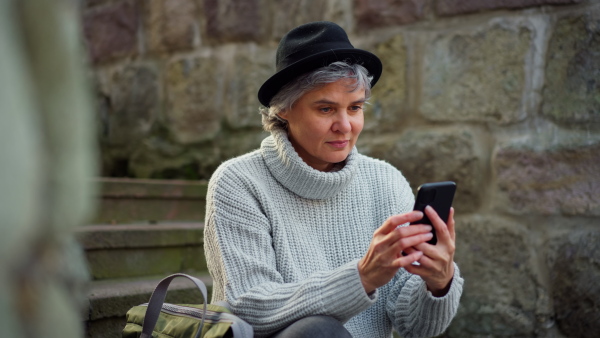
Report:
272,315,351,338
302,315,347,331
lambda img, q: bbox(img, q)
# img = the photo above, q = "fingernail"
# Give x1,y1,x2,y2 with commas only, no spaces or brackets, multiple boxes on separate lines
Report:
425,232,433,239
425,225,433,231
425,205,433,211
414,211,424,218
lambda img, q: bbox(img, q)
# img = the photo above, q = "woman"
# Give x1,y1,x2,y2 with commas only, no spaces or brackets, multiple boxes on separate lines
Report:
204,21,463,338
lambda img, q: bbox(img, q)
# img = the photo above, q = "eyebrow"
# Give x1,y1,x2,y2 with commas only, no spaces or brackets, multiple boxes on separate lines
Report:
312,98,366,105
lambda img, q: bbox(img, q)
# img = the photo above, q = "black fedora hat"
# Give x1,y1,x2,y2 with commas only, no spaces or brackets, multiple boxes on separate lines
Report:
258,21,383,107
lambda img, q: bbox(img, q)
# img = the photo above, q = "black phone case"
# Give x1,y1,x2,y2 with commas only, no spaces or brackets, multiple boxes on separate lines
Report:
410,181,456,245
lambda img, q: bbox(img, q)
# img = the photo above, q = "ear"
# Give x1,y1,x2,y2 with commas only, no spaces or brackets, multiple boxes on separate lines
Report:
277,110,289,121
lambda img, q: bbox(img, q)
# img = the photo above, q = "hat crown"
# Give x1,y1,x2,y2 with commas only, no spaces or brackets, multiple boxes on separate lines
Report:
276,22,353,71
258,21,382,107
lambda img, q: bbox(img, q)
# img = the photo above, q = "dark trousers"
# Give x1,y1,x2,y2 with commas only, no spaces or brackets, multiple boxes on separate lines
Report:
270,315,352,338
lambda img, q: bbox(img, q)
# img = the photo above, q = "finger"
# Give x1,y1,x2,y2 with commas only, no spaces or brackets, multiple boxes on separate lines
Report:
377,211,424,235
403,253,437,273
401,246,419,257
403,261,426,275
412,242,441,260
424,205,450,243
393,224,432,238
414,252,436,269
402,246,418,255
382,225,432,248
448,207,456,241
389,232,433,255
403,255,435,275
392,251,423,268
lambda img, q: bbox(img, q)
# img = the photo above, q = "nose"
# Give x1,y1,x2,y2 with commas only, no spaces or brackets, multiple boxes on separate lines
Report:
332,112,352,134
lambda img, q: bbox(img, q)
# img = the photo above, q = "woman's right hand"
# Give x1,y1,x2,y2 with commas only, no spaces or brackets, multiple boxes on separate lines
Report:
358,211,433,294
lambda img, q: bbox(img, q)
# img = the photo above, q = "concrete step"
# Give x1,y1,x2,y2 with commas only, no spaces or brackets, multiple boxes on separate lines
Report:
82,178,212,337
76,223,206,280
94,178,208,224
85,273,213,338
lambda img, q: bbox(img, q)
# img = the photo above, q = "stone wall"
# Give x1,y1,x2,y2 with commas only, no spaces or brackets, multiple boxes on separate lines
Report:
82,0,600,336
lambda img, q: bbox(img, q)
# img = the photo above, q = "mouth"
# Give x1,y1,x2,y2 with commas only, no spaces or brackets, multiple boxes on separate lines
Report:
326,140,349,149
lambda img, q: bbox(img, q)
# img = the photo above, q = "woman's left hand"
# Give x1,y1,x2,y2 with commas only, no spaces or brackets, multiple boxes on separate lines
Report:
404,206,456,297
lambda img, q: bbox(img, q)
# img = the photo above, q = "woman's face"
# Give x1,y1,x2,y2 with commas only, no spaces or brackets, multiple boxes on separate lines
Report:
279,79,365,172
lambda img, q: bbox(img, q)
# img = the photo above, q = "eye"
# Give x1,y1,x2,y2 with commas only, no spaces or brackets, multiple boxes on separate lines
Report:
350,105,363,112
319,107,332,113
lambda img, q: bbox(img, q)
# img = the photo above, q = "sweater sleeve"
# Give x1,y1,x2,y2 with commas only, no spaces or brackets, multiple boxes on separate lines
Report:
204,166,376,337
385,264,464,337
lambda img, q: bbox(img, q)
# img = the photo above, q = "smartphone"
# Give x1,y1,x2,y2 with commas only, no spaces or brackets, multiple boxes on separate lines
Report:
410,181,456,245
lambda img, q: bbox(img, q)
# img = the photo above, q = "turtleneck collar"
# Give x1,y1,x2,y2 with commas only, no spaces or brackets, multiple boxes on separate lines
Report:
260,129,358,200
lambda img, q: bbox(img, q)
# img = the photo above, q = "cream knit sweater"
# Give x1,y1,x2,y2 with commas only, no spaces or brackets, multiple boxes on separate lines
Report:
204,130,463,338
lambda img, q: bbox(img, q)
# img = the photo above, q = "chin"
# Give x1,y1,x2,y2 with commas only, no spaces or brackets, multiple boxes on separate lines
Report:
326,152,350,164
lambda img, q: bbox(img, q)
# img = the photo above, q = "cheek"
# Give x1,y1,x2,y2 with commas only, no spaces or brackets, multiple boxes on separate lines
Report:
302,120,330,137
352,117,364,135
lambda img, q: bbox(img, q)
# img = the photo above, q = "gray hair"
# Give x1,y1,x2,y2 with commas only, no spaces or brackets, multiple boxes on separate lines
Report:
260,61,373,132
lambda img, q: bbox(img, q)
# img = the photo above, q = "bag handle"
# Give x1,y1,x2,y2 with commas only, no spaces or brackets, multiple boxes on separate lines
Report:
140,273,208,338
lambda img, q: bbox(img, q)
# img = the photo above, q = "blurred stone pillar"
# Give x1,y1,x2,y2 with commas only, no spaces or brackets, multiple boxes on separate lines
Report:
0,0,96,337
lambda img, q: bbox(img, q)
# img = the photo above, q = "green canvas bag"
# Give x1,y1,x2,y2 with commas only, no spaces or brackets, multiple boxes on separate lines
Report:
122,273,253,338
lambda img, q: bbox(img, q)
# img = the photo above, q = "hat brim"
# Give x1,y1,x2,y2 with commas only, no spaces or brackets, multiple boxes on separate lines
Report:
258,48,382,107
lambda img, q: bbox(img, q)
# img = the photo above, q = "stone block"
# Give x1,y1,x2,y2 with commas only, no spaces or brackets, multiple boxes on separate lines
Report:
165,55,223,144
95,64,159,149
98,177,208,199
365,34,409,131
494,141,600,216
76,224,204,250
127,140,208,180
83,0,139,64
448,215,542,336
225,45,274,128
209,130,269,162
436,0,582,16
547,230,600,336
144,0,198,53
420,21,532,124
85,317,126,338
270,0,351,40
96,198,207,223
354,0,426,29
78,223,206,280
542,12,600,125
134,130,266,181
361,128,483,212
202,0,264,42
85,246,205,280
84,0,117,8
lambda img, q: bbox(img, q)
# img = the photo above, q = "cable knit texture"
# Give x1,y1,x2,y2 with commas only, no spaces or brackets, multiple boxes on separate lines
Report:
204,129,464,338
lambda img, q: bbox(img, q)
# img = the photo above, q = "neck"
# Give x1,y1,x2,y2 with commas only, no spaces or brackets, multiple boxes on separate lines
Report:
260,130,358,200
287,134,335,172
